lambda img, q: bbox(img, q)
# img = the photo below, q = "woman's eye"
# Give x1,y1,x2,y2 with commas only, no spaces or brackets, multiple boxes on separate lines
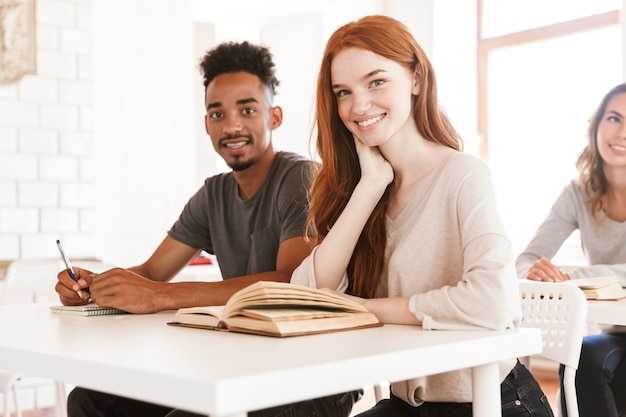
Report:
335,89,350,98
371,79,384,87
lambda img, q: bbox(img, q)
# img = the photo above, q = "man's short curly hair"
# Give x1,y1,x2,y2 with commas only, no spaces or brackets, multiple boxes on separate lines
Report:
199,41,280,97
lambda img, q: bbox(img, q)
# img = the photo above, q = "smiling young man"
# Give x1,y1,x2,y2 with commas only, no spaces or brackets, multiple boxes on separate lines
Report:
57,41,360,417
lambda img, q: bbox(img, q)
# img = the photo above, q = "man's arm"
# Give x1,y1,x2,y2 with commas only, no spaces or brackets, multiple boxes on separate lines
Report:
129,235,202,282
55,236,199,306
81,235,313,313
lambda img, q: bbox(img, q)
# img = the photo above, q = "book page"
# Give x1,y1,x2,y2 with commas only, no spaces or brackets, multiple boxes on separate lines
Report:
227,311,381,337
224,281,367,319
563,276,626,300
236,307,357,321
172,305,224,328
566,276,620,290
169,281,382,337
581,283,626,300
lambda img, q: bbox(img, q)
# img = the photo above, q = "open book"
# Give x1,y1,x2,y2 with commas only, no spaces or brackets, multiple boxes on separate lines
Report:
168,281,382,337
566,276,626,300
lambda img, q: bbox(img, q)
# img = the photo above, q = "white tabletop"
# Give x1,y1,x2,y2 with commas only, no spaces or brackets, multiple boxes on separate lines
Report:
0,303,541,417
173,263,223,283
587,298,626,326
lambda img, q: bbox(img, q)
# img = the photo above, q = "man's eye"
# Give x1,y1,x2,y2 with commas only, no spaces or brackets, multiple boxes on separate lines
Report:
242,108,255,115
209,112,222,119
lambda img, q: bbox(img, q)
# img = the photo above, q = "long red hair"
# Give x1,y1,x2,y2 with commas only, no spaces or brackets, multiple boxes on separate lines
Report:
307,15,462,297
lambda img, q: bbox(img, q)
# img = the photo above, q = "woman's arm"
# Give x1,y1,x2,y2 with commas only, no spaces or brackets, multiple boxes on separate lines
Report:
515,183,580,279
311,137,393,289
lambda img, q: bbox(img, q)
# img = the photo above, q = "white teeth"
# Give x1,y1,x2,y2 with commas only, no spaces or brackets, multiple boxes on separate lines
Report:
612,145,626,151
357,115,384,127
226,141,247,148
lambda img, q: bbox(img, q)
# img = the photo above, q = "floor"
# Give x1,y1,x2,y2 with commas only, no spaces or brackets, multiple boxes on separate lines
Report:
23,410,57,417
20,368,560,417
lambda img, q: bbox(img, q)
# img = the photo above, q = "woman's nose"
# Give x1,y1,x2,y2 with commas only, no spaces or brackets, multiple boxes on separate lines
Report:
351,92,371,114
618,123,626,140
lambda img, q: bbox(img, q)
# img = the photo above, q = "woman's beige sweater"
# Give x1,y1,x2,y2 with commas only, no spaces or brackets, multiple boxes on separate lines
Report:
292,152,521,406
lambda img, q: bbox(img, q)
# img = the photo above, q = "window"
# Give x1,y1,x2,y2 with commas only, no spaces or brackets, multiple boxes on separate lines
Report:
481,0,621,37
477,0,623,259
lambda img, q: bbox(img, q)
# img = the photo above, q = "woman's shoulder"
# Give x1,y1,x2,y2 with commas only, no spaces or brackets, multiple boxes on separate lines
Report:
448,151,486,166
562,179,590,200
441,151,491,178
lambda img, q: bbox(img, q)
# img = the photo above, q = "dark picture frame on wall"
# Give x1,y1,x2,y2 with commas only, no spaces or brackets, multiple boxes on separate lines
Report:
0,0,36,82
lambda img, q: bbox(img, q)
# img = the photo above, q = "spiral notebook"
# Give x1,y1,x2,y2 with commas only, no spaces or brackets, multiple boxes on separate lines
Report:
50,303,128,317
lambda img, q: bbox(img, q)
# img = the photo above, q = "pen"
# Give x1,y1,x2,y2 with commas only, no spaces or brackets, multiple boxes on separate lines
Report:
56,239,83,298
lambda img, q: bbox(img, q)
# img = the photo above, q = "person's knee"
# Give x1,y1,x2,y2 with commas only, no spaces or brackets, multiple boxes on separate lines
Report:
579,335,616,370
164,410,206,417
67,387,119,417
67,387,90,416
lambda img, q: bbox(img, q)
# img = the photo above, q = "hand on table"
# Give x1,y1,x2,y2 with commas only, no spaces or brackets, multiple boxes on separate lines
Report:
526,258,570,282
88,268,166,314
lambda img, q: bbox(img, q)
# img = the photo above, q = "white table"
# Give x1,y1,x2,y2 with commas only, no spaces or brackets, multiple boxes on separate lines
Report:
587,298,626,326
0,303,541,417
174,263,223,283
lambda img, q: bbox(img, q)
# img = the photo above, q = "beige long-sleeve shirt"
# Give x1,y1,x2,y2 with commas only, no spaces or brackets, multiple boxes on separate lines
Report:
292,153,521,406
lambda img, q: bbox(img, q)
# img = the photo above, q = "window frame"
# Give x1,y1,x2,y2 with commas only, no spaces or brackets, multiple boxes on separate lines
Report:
476,3,620,160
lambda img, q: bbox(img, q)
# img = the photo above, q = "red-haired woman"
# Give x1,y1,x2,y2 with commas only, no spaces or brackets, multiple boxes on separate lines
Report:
291,15,554,417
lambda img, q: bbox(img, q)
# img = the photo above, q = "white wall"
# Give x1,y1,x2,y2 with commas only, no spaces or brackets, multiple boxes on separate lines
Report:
1,0,437,266
95,0,439,266
1,0,624,266
93,0,198,265
623,0,626,80
0,0,95,261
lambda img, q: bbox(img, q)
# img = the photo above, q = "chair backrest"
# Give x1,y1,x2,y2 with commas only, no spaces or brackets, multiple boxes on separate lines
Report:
1,259,116,305
518,280,587,369
1,259,65,304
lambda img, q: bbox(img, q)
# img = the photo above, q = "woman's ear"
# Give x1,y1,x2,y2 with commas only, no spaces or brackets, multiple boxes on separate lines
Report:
412,66,422,96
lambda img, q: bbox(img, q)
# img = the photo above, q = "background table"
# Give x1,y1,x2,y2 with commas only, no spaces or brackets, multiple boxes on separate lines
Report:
587,298,626,326
0,303,541,417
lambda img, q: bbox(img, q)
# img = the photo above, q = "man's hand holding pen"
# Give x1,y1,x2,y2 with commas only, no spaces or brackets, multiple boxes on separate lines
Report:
55,266,93,305
56,266,168,314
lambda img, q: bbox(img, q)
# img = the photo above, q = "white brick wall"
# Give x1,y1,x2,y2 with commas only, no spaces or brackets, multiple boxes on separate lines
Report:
0,0,94,261
0,0,207,265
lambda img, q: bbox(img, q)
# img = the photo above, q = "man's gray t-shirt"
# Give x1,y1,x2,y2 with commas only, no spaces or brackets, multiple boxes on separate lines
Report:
168,151,313,279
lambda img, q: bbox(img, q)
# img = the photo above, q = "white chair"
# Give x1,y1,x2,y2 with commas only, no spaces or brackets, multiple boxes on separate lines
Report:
373,384,383,403
0,371,23,417
0,259,69,417
519,280,587,417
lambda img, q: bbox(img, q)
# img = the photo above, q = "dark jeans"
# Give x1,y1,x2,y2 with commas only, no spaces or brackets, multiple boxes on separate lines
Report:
67,387,360,417
355,360,553,417
559,333,626,417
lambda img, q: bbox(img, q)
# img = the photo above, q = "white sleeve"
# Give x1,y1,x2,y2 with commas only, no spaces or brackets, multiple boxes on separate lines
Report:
290,246,349,292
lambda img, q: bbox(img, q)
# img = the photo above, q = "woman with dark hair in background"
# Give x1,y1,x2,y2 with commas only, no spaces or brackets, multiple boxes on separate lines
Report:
517,82,626,417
